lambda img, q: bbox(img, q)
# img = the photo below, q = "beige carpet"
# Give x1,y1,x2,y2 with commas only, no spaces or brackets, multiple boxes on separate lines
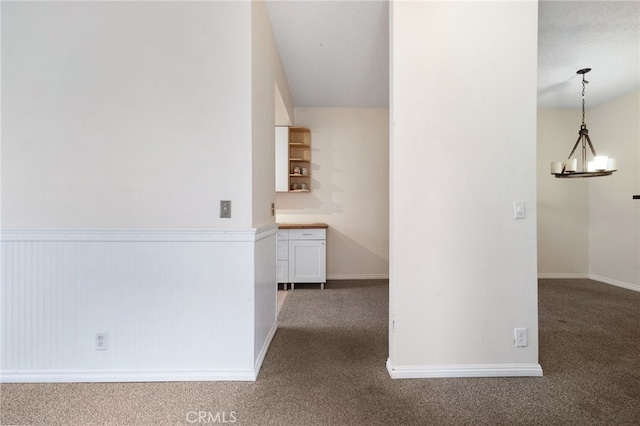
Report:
2,279,639,425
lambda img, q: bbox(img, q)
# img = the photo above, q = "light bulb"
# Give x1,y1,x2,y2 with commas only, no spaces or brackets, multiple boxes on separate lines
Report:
594,156,608,171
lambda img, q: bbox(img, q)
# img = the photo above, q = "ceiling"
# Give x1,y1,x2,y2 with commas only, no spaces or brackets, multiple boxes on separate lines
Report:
266,0,640,110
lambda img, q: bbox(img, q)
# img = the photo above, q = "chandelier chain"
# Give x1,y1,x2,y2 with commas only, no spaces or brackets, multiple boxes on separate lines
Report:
581,73,588,126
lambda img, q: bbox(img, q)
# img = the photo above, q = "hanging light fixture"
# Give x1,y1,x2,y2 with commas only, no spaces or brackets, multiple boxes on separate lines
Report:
550,68,617,178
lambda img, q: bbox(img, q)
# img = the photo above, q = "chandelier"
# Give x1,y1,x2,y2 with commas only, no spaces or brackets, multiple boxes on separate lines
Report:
550,68,616,178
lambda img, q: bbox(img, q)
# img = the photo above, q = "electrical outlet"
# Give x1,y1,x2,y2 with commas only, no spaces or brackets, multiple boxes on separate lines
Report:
220,200,231,218
514,201,526,219
96,333,108,351
271,203,275,216
514,328,528,347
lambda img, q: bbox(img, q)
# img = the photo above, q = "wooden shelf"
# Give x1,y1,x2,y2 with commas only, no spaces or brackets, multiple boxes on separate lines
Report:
290,128,310,192
276,127,311,193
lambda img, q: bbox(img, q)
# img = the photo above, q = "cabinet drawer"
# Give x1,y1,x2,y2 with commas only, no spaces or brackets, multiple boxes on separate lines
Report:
277,230,289,241
288,229,326,240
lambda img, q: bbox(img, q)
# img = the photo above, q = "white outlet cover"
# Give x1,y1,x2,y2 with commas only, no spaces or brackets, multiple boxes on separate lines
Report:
514,328,528,347
95,333,108,351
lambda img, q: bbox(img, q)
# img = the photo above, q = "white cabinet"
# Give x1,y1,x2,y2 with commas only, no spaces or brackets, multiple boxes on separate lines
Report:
276,230,289,288
276,261,288,285
276,227,326,290
289,239,326,286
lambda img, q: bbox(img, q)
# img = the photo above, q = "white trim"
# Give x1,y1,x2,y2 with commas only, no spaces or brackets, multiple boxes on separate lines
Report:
253,322,278,380
327,273,389,280
538,273,640,293
386,359,543,379
0,225,278,243
537,273,589,279
589,274,640,293
0,369,257,383
255,224,278,242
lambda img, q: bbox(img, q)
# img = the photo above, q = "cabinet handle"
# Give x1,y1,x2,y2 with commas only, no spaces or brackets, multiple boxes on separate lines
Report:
302,233,313,236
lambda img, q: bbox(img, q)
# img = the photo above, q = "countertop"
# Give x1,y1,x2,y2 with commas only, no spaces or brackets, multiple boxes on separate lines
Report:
278,223,329,229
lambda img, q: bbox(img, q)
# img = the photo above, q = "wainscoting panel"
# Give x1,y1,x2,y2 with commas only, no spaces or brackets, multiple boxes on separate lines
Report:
1,227,277,382
253,231,278,371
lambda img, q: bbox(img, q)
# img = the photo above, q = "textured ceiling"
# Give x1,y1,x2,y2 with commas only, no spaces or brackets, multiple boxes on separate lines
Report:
266,0,389,107
538,0,640,109
266,0,640,109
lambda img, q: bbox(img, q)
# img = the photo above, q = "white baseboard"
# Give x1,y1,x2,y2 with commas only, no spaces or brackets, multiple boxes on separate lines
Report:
537,273,588,279
589,274,640,293
538,273,640,293
327,273,389,280
253,321,278,380
0,369,257,383
386,359,543,379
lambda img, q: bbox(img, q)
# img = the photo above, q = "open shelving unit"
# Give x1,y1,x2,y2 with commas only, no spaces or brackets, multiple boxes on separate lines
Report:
288,128,311,192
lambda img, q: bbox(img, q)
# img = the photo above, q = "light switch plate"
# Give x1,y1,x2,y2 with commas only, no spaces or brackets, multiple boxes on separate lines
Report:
220,200,231,218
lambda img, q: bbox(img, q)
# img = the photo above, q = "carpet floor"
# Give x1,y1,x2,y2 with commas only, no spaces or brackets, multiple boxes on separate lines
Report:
1,279,639,425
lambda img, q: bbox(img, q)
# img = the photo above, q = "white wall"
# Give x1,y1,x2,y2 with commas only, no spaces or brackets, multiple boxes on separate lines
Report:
589,90,640,289
1,1,253,229
275,84,293,127
388,1,541,377
250,0,281,367
537,90,640,291
251,0,293,229
275,108,390,279
1,1,287,382
537,109,589,277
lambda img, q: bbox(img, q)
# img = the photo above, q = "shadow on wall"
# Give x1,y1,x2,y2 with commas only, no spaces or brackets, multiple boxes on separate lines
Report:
275,172,345,215
276,192,339,212
326,227,389,278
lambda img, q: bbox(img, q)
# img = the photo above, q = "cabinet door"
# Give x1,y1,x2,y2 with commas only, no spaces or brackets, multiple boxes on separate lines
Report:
275,127,289,192
288,240,326,283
